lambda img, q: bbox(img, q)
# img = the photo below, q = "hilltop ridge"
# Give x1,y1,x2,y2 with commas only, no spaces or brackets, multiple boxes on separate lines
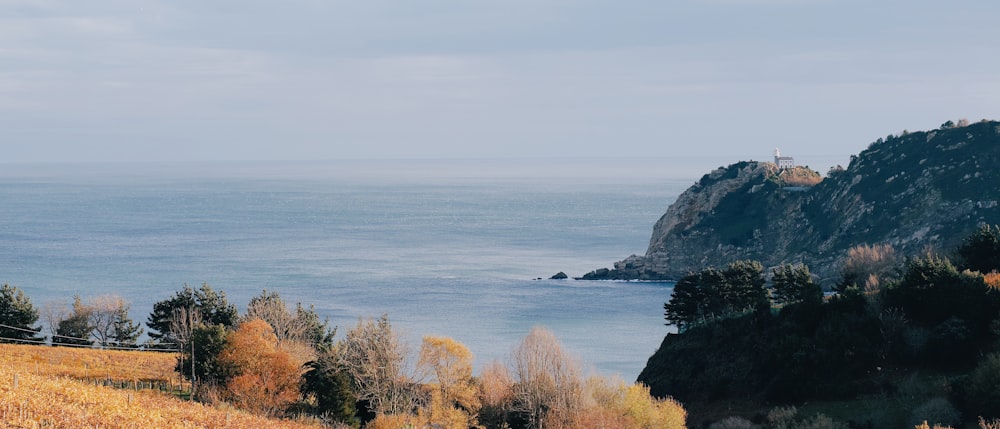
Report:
582,120,1000,284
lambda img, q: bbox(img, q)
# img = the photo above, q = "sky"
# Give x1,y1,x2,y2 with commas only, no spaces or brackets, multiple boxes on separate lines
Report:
2,0,999,164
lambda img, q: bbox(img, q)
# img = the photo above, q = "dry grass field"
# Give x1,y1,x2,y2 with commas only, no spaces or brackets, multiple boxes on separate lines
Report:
0,343,324,429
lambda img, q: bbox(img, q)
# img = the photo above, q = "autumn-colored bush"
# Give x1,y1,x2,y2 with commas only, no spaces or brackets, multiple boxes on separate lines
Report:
840,243,900,294
415,336,481,428
219,318,305,416
570,379,686,429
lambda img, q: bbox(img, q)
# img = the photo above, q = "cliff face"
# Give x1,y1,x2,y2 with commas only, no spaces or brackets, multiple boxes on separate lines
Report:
585,120,1000,284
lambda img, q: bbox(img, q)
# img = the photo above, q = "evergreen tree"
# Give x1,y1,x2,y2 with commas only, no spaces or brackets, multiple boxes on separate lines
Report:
111,304,144,348
147,283,238,345
771,264,822,305
958,224,1000,273
721,260,768,313
54,296,94,346
302,349,361,428
664,272,713,331
176,323,230,386
664,260,768,330
0,283,41,343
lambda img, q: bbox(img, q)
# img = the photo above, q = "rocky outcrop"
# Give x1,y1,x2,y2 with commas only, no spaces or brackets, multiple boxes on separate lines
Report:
583,120,1000,285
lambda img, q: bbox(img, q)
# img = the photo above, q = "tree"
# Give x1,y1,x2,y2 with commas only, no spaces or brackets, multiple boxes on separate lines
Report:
720,260,768,313
664,272,712,331
147,283,238,345
664,260,768,330
0,283,41,343
88,295,122,345
39,300,68,339
337,314,417,417
168,306,233,396
83,295,143,348
301,348,361,428
176,322,229,388
54,296,94,346
884,255,993,328
245,290,334,350
416,336,480,429
963,353,1000,419
111,303,144,348
219,319,303,416
510,327,584,429
771,264,822,306
958,224,1000,274
478,360,515,429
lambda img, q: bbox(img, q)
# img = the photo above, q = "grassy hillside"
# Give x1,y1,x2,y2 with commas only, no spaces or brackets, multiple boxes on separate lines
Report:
0,344,324,429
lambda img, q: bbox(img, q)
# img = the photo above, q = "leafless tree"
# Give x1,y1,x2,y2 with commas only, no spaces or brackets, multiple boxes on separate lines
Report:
39,300,68,338
88,295,127,345
510,327,584,429
336,314,417,416
171,306,203,397
245,290,313,346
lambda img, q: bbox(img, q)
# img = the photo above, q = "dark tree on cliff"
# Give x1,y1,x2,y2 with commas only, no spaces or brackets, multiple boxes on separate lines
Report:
664,272,712,331
664,260,767,330
721,260,768,312
771,264,822,305
958,224,1000,274
147,283,238,345
0,283,41,343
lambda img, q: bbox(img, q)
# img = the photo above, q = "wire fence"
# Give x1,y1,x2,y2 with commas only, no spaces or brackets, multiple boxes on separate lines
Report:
0,322,180,352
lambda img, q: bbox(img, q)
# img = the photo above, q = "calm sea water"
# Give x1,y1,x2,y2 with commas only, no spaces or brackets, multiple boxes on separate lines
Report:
0,157,784,379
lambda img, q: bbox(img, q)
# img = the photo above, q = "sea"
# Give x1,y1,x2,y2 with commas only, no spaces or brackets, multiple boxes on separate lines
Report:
0,156,842,379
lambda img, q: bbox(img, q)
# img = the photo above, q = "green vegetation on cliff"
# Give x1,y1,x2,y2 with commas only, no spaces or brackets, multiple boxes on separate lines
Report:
639,226,1000,428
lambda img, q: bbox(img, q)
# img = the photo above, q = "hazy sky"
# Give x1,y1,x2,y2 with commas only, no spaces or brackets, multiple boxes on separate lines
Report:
2,0,998,163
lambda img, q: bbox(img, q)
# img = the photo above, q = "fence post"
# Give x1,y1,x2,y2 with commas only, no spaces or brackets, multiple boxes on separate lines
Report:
12,373,17,390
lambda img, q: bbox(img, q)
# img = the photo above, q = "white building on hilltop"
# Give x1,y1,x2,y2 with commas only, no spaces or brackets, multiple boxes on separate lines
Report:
774,148,794,169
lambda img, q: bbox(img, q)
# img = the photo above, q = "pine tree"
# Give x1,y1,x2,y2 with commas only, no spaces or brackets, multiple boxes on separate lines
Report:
0,283,41,343
55,296,94,346
111,304,144,348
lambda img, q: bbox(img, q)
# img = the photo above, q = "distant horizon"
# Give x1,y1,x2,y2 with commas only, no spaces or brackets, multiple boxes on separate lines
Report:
0,153,853,183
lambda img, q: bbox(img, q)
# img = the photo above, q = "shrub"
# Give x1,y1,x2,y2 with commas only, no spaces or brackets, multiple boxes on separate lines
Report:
839,244,900,292
218,319,304,416
796,414,848,429
767,405,798,429
980,417,1000,429
709,416,752,429
964,354,1000,419
910,397,961,428
958,224,1000,274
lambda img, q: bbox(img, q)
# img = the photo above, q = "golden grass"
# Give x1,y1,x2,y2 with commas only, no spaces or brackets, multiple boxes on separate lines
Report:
0,343,324,429
0,343,178,384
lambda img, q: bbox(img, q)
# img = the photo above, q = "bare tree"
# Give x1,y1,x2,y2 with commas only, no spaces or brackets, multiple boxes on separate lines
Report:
171,306,203,398
39,300,68,339
510,327,584,429
88,295,126,345
337,314,417,416
245,290,313,346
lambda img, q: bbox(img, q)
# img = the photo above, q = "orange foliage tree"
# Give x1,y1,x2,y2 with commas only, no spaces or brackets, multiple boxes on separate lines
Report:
218,318,303,416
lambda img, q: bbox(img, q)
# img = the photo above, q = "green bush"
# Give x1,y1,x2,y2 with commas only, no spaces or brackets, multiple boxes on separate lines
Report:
962,354,1000,419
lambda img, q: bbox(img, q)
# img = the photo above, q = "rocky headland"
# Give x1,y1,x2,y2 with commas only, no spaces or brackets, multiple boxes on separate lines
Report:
581,120,1000,285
